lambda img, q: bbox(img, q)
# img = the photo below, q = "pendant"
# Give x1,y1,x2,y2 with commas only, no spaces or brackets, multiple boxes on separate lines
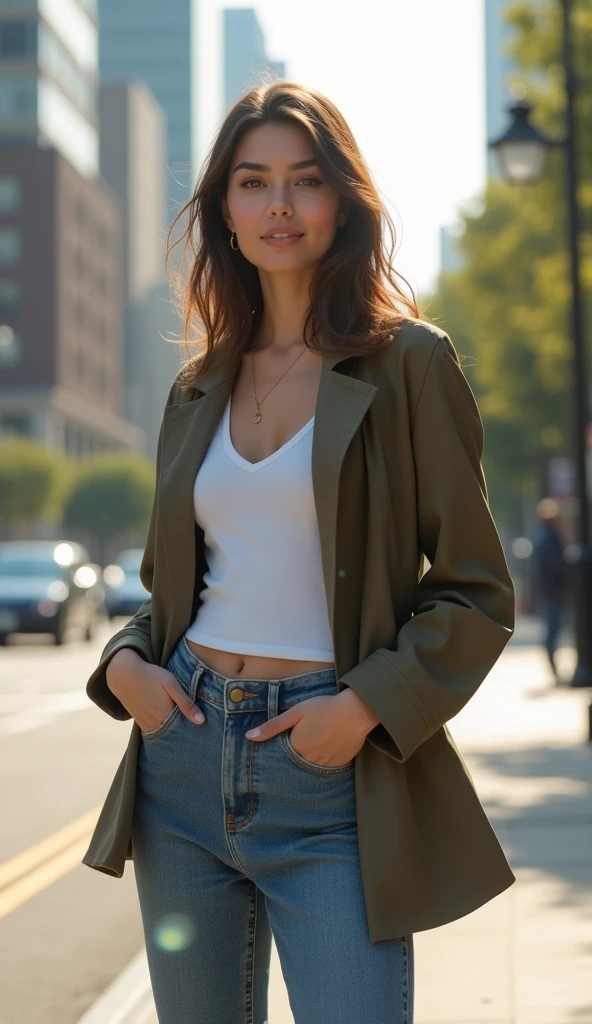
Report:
254,405,261,424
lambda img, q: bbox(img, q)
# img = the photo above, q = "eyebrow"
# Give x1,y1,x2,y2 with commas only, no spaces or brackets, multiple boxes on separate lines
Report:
232,158,319,174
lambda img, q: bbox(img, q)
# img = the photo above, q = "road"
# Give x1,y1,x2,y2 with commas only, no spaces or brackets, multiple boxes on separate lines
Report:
0,620,145,1024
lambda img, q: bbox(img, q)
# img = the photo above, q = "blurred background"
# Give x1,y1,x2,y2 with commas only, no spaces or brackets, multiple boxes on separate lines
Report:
0,2,591,1023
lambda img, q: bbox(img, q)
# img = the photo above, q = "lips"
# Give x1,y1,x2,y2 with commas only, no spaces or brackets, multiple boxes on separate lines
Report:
261,230,304,238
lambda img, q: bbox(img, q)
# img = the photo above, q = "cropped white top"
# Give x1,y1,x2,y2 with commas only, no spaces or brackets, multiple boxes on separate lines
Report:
184,393,335,662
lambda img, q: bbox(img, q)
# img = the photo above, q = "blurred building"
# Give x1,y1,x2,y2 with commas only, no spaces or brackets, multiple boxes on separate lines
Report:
0,0,141,454
98,0,199,224
223,8,286,112
485,0,546,178
439,224,465,275
100,80,181,459
0,0,99,176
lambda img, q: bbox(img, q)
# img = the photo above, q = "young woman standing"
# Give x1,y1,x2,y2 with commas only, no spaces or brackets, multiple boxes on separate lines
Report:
84,82,516,1024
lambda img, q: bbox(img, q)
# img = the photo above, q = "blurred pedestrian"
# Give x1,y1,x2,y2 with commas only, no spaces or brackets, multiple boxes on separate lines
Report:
531,498,568,682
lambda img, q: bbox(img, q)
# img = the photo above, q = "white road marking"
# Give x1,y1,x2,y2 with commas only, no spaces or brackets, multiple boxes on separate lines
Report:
0,690,91,736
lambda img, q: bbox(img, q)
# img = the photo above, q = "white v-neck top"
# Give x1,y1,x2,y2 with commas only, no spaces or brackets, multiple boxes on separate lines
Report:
184,393,335,661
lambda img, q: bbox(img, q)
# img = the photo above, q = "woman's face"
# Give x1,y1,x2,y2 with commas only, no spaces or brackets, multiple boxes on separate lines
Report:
221,121,346,274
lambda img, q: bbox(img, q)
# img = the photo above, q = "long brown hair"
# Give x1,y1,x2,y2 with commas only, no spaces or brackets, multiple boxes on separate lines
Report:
166,80,421,391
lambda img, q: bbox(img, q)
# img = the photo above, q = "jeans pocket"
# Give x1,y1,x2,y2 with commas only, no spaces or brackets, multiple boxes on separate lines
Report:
140,656,204,741
280,730,354,775
140,703,182,741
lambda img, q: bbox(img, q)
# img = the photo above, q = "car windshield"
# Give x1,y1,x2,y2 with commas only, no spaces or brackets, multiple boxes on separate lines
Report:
0,559,63,578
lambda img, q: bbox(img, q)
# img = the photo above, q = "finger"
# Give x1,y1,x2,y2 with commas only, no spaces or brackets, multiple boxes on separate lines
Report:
164,676,204,724
245,709,297,741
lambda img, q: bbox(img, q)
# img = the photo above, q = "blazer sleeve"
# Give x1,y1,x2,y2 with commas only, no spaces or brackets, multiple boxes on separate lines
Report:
85,380,177,721
338,333,515,762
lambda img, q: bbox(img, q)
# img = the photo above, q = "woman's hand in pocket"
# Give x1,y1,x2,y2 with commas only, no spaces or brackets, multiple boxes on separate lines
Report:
106,648,205,730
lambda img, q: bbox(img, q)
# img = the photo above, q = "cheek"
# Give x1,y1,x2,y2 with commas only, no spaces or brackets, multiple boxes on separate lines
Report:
299,193,341,234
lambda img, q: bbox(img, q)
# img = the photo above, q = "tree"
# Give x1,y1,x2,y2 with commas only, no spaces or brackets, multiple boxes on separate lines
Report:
424,0,592,534
0,438,70,537
61,454,155,564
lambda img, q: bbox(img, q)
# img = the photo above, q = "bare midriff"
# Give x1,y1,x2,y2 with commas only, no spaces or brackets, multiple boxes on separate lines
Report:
184,638,334,680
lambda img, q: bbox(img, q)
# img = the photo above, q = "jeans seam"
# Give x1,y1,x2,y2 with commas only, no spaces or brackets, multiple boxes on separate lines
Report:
245,881,257,1024
401,933,410,1023
227,738,257,830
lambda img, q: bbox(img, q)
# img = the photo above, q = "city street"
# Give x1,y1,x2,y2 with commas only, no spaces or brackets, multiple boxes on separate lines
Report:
0,620,145,1024
0,617,591,1023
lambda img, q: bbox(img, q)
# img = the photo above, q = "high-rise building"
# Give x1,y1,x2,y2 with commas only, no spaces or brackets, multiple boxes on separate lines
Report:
224,8,285,112
439,224,465,276
100,80,181,459
0,0,99,177
98,0,200,223
0,147,140,453
0,0,140,454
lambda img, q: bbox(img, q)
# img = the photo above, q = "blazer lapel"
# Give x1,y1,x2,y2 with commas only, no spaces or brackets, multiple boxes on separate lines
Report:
158,347,378,647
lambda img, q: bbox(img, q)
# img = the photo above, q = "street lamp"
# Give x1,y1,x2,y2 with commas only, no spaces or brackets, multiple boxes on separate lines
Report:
488,0,592,719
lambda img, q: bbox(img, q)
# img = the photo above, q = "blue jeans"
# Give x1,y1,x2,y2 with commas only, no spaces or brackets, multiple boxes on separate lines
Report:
131,635,414,1024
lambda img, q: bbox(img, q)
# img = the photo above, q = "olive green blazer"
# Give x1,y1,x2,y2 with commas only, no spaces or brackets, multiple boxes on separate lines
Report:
82,318,516,942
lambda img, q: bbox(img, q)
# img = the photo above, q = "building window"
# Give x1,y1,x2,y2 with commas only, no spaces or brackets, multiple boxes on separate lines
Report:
0,227,20,264
0,77,36,120
0,21,37,60
0,176,20,213
0,412,30,436
0,278,19,315
0,324,20,365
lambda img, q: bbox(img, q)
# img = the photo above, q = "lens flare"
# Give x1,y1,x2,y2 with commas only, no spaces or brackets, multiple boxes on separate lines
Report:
153,913,195,952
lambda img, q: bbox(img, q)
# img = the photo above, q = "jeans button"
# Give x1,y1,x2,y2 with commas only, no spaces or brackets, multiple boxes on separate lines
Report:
229,687,244,702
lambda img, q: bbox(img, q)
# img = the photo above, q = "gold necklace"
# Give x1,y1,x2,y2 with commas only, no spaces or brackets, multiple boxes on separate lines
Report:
251,344,307,424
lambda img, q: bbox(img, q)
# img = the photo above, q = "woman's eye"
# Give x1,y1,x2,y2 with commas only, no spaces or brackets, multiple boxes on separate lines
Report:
239,176,323,189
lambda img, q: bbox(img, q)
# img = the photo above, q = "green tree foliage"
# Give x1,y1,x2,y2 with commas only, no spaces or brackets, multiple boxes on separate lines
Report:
61,454,155,551
425,0,592,532
0,438,70,530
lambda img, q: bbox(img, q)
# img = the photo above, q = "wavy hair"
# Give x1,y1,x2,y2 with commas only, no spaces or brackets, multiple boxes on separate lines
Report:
166,80,421,391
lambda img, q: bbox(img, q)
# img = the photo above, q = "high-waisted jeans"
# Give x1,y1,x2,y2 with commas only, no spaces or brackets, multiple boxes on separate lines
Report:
131,634,415,1024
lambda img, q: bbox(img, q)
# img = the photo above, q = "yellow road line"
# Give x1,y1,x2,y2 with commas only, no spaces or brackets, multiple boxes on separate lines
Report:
0,807,102,920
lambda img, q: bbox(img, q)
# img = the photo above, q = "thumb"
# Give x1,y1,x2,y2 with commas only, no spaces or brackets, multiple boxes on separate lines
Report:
163,674,205,725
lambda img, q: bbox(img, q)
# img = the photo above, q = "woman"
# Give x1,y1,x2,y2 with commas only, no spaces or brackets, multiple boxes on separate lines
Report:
83,82,516,1024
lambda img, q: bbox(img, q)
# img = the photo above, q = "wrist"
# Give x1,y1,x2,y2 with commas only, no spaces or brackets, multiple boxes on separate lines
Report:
337,685,381,734
106,647,144,690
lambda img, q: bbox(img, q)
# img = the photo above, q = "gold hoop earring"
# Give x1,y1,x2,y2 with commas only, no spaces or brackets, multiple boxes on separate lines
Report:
229,231,239,251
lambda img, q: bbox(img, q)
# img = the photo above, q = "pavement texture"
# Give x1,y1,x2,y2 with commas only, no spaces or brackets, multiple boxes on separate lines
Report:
79,618,592,1024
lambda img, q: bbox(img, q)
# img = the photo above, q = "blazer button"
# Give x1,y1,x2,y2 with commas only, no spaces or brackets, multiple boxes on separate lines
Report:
229,687,245,702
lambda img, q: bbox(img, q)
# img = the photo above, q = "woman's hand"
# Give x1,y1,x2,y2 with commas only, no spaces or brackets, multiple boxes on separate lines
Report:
245,688,379,767
106,648,205,731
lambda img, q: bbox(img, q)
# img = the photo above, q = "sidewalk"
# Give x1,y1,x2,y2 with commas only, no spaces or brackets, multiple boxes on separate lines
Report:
78,619,592,1024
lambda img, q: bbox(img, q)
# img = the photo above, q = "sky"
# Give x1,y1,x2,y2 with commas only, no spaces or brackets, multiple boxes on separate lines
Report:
197,0,487,303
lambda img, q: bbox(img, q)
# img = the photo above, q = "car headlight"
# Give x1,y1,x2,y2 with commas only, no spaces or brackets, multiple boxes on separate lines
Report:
73,565,98,588
47,580,69,602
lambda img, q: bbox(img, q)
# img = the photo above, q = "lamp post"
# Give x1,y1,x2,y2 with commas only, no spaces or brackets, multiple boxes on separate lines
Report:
488,0,592,714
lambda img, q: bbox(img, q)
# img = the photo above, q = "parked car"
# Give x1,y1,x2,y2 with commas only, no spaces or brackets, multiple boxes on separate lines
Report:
0,540,105,645
103,547,149,620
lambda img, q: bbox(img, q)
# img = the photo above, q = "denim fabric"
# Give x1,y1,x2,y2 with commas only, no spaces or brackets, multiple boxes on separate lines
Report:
131,634,414,1024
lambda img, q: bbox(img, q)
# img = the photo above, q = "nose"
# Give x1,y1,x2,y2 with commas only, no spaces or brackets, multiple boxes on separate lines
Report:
266,188,293,218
